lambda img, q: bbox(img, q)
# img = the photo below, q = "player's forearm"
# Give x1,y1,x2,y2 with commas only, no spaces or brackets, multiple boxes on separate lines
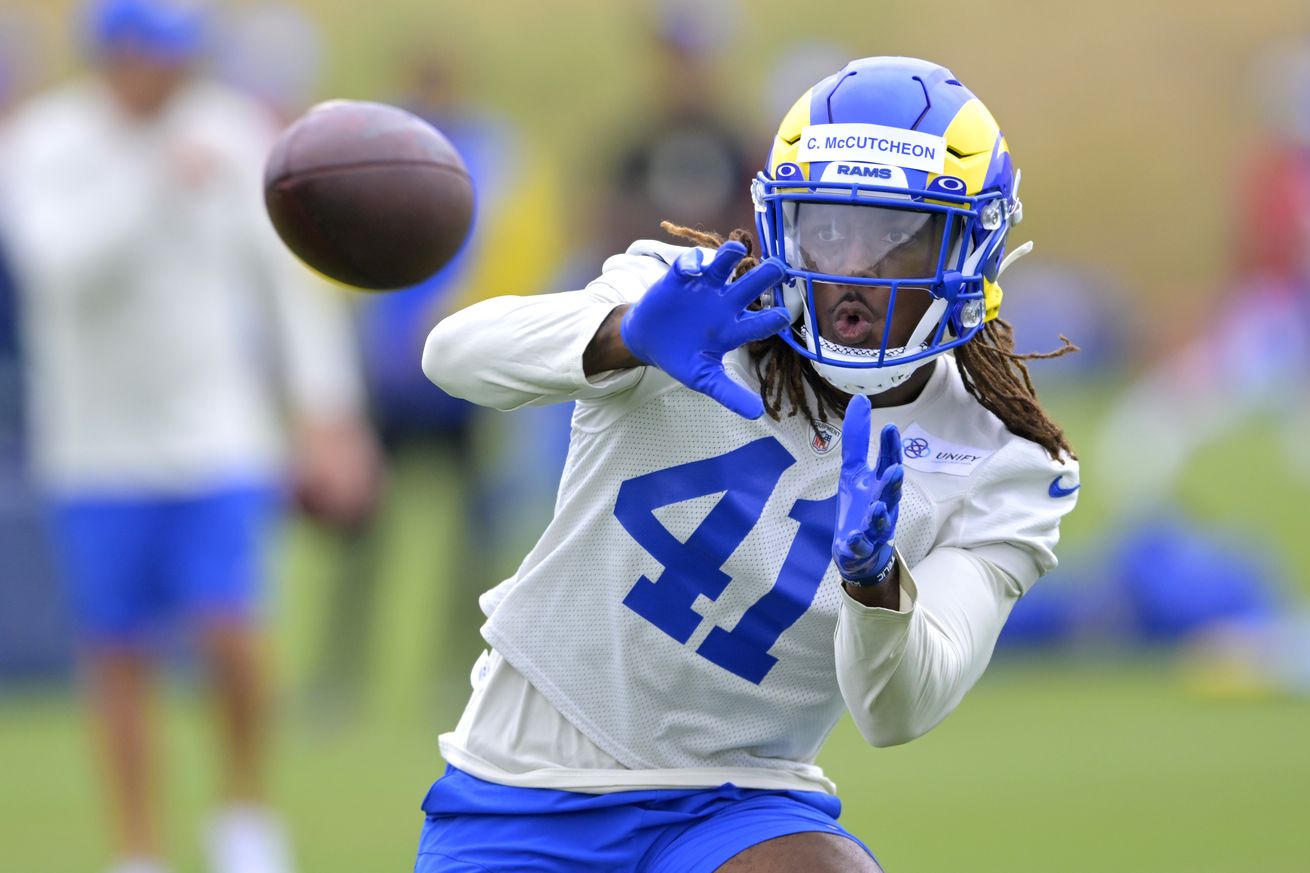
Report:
423,290,641,410
836,546,1018,747
265,263,366,419
841,566,901,610
582,304,642,376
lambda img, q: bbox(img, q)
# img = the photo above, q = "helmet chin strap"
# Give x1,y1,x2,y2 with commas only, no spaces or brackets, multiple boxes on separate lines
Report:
810,350,928,395
798,294,949,395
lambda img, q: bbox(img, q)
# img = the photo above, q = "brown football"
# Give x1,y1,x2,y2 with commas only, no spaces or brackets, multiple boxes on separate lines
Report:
264,100,475,291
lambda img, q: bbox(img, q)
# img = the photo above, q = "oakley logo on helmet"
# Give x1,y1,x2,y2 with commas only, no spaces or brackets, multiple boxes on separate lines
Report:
927,176,968,194
774,162,802,180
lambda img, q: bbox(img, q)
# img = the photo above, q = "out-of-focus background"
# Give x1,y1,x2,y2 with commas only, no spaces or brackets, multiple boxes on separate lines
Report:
1,1,1308,871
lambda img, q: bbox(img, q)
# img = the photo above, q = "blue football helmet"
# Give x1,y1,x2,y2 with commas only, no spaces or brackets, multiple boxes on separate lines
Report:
753,56,1030,395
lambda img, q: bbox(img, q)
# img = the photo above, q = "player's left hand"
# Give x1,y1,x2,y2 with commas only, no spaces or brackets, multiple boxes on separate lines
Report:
834,394,904,586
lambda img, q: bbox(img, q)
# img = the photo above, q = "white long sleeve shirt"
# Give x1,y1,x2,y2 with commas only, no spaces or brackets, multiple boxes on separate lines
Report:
424,240,1078,795
0,77,362,493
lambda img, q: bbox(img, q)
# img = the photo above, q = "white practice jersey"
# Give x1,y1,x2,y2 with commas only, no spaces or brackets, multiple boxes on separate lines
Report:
0,78,362,493
424,240,1079,795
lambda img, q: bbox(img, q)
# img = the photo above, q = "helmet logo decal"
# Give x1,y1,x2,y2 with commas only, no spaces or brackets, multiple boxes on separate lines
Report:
774,162,802,180
819,162,908,189
796,123,946,173
926,175,967,195
838,165,891,179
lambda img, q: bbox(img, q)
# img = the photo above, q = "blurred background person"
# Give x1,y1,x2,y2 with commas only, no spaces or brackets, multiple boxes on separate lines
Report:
597,0,757,254
1097,40,1310,500
0,2,376,872
212,1,323,123
0,5,65,684
757,39,851,135
1022,40,1310,688
307,43,565,710
0,6,40,468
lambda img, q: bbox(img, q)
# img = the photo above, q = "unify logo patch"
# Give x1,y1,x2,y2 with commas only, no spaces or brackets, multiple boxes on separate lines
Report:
809,420,841,456
898,424,994,476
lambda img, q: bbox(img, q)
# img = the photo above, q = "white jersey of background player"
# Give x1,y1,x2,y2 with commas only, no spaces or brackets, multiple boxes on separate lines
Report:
0,66,363,495
419,58,1079,872
0,4,373,873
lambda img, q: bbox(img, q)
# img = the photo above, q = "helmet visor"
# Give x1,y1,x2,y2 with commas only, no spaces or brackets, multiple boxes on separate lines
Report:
783,201,951,281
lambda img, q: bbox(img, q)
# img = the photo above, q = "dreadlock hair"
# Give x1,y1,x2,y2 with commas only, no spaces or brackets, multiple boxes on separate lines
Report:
659,220,1078,460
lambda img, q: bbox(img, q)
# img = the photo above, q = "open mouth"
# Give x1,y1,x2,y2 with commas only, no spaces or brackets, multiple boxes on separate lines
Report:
830,298,879,346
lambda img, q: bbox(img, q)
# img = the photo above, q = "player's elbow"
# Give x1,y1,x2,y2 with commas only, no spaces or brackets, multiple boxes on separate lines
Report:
847,690,949,748
421,314,533,412
421,317,472,398
855,717,933,748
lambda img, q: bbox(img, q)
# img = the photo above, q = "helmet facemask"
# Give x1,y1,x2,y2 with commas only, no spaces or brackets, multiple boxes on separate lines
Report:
754,173,1013,395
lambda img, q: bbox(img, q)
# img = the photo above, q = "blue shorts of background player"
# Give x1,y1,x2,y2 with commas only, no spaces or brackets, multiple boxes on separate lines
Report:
414,766,881,873
48,483,281,645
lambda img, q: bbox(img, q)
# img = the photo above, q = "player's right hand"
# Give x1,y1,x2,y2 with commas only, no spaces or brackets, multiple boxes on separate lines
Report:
619,243,789,419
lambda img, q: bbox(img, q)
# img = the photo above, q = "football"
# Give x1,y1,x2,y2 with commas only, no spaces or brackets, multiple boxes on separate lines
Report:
263,100,475,291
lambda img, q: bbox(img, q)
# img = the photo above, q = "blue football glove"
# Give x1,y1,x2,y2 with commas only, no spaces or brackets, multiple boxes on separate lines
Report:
833,394,905,586
619,242,790,419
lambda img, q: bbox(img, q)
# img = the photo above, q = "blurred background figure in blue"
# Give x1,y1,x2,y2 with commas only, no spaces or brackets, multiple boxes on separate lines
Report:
1097,40,1310,500
758,39,850,134
0,5,68,686
998,261,1132,384
0,2,377,872
212,1,323,123
1002,41,1310,682
308,41,565,709
598,0,756,253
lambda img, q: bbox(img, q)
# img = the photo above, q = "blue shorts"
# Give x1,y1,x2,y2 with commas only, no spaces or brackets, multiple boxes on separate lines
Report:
47,484,281,645
414,766,876,873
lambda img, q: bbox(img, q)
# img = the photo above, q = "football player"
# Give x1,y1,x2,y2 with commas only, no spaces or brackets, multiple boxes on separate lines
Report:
417,57,1078,872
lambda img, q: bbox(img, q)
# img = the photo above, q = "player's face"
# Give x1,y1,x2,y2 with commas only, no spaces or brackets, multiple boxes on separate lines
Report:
102,54,189,118
787,202,943,349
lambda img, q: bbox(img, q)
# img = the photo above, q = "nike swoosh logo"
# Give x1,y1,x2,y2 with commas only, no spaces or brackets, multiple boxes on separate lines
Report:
1049,476,1080,498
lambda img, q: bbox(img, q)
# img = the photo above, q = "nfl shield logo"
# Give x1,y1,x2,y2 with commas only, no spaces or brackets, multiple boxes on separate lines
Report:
810,421,841,456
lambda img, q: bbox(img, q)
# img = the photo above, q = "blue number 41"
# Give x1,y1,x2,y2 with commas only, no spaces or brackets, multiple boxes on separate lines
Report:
614,438,836,684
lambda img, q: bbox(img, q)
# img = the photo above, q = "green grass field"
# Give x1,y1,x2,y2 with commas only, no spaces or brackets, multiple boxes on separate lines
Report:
2,400,1308,873
4,659,1306,872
